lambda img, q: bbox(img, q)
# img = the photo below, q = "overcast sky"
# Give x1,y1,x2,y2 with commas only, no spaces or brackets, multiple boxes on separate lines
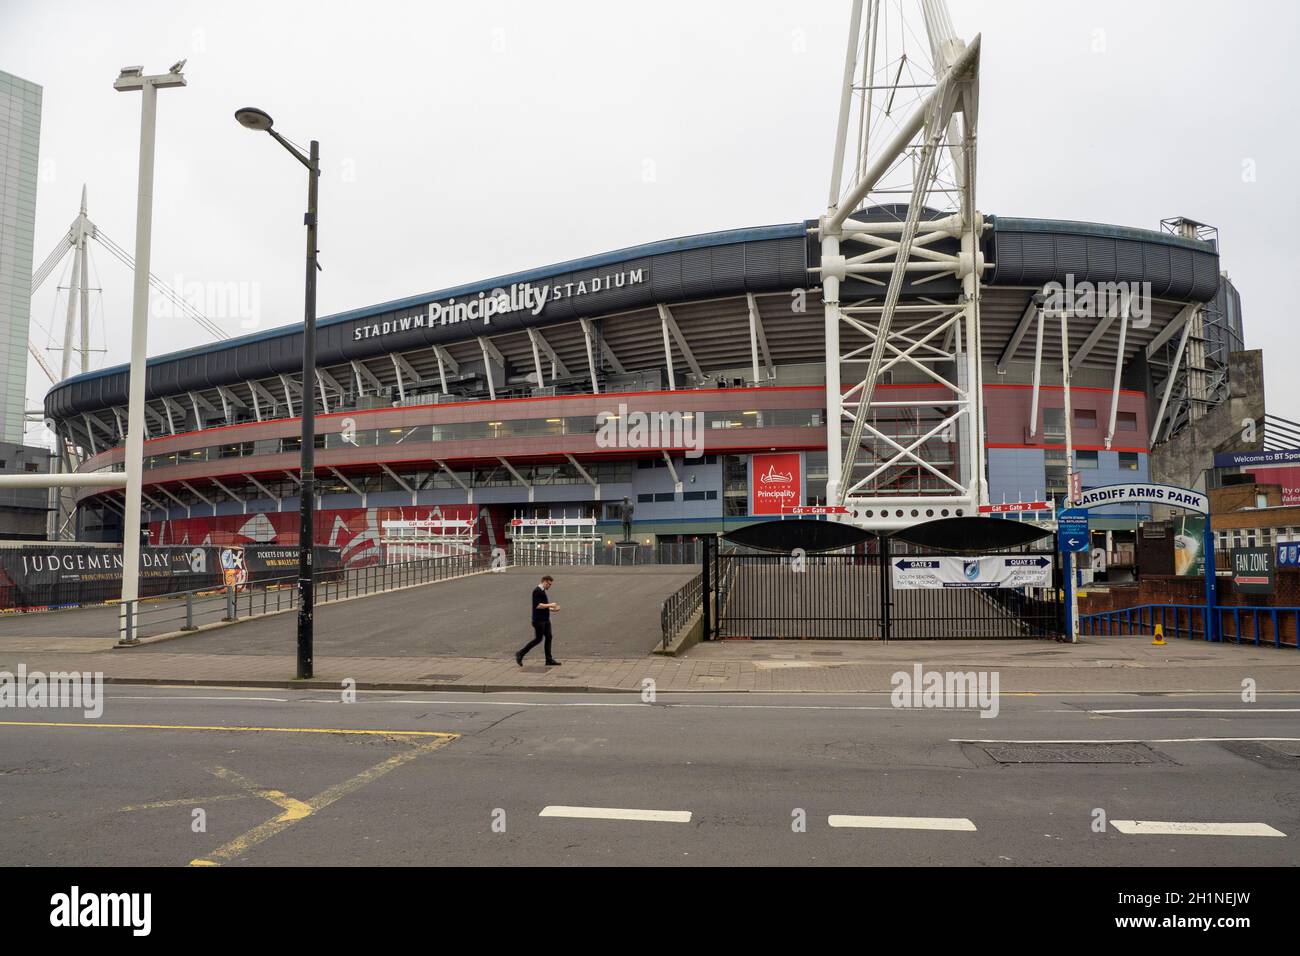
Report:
5,0,1297,438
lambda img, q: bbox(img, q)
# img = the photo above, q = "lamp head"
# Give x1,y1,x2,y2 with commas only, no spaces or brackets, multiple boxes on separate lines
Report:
234,107,274,132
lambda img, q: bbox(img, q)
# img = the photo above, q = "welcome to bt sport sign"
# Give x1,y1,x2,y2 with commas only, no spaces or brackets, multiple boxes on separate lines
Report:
351,267,649,342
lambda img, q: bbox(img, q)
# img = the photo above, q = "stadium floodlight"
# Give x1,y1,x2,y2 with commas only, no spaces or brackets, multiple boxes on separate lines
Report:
113,64,186,644
235,107,320,680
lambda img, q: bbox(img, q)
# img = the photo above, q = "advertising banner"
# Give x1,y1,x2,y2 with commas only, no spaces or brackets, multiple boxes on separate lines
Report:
750,452,802,516
1172,515,1206,578
1278,542,1300,568
0,544,343,609
151,505,480,568
1245,466,1300,506
890,555,1053,590
0,546,225,609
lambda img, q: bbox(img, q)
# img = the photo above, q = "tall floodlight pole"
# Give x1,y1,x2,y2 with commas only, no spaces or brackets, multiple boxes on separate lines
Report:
235,107,319,680
1060,309,1079,644
113,64,186,645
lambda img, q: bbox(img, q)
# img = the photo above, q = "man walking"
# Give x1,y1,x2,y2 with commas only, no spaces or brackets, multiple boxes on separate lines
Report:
516,574,561,666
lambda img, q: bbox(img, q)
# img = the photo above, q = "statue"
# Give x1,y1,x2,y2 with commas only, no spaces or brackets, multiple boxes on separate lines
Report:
619,496,635,543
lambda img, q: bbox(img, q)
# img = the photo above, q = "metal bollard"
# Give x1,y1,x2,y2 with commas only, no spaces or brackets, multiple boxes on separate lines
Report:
182,591,197,631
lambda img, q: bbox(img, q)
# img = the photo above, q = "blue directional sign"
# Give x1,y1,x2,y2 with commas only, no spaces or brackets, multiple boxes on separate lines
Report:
1057,508,1090,554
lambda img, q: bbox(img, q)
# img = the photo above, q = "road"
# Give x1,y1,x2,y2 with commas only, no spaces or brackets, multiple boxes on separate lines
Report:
1,686,1297,866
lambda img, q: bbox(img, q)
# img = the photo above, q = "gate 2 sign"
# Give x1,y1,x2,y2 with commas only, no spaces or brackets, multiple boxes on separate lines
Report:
891,556,1052,590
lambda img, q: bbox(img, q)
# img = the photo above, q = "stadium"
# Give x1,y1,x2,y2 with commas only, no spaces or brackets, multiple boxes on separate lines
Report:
41,207,1241,572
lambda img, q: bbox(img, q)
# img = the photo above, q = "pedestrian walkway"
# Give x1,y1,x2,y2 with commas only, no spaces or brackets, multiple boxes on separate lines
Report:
1,634,1297,695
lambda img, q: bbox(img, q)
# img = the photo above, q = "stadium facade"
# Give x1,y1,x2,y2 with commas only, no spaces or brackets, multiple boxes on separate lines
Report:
42,208,1242,568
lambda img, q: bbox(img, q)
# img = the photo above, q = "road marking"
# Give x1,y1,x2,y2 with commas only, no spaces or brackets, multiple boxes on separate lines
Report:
1111,820,1286,837
190,736,455,866
0,720,458,739
952,737,1300,744
1077,708,1300,715
539,805,692,823
107,695,290,703
119,793,248,812
829,814,977,832
208,767,312,822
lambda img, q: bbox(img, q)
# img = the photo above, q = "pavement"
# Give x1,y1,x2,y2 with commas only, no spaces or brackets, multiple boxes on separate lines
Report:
1,686,1297,866
2,562,1299,694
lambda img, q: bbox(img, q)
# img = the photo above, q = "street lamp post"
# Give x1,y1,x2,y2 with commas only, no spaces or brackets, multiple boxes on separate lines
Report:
236,107,319,679
113,64,186,645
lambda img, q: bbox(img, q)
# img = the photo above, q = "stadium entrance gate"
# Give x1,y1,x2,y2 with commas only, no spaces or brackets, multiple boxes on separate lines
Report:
703,517,1061,641
380,518,477,561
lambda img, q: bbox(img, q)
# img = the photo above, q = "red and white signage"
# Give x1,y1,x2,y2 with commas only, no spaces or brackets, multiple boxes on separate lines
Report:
978,501,1051,515
1247,466,1300,506
790,505,850,515
751,453,802,516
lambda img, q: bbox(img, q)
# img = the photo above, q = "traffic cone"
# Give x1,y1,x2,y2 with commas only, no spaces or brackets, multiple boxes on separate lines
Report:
1152,623,1166,646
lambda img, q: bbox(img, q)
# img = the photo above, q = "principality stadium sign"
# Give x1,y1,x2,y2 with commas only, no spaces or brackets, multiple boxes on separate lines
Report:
352,267,649,342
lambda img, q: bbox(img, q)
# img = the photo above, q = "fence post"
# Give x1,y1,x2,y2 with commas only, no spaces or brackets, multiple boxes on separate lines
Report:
879,533,892,643
701,535,712,640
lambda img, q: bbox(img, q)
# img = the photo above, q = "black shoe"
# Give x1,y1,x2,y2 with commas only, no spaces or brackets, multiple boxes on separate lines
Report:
515,651,525,667
545,660,562,666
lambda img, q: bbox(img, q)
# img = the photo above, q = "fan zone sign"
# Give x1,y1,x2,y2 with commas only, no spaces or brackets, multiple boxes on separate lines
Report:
891,556,1053,590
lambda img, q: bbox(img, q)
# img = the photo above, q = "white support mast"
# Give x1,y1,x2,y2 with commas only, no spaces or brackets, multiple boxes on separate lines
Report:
817,0,985,530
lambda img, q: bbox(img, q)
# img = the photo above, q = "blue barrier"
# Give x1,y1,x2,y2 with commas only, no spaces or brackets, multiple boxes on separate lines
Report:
1079,603,1300,649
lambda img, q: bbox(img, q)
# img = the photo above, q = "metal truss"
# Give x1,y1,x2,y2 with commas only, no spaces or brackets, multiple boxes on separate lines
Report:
816,0,985,528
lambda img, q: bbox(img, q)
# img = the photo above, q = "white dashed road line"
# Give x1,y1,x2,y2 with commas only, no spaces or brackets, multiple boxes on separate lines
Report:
828,814,977,832
1079,708,1300,715
539,805,692,823
952,737,1300,744
1110,820,1286,837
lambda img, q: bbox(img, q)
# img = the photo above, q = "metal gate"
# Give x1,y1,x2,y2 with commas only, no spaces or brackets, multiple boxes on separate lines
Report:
702,532,1060,641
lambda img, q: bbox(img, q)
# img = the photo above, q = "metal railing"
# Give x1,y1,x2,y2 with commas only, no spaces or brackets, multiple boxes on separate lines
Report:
117,551,491,644
1080,603,1300,649
510,541,705,567
660,571,704,649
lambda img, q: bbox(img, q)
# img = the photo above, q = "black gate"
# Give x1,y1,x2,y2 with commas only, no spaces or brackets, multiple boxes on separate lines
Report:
702,518,1061,641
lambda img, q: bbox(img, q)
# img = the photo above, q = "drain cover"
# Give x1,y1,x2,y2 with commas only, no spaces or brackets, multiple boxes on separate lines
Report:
1219,740,1300,770
982,743,1159,764
811,651,844,657
418,674,465,681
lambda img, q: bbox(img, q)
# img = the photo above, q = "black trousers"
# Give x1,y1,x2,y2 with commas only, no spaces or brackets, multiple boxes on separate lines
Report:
518,620,554,661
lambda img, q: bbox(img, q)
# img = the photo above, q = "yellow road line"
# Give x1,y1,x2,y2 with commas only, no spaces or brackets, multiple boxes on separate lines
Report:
189,736,454,866
119,793,248,812
208,766,312,821
0,720,458,739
